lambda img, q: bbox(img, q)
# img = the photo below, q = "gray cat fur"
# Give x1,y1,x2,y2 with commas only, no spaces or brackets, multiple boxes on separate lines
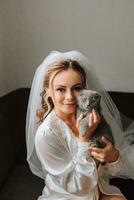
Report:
77,89,114,148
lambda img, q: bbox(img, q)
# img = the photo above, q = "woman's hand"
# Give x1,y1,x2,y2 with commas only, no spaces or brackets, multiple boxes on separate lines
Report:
89,137,119,163
76,109,101,142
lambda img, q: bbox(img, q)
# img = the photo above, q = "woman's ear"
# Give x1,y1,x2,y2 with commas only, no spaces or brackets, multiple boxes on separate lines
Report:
45,87,52,98
45,86,49,92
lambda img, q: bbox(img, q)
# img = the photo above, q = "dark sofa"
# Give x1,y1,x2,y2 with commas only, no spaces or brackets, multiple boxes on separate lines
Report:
0,88,134,200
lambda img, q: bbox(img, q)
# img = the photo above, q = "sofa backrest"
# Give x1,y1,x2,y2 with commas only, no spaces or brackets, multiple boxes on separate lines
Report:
0,88,30,188
0,88,134,188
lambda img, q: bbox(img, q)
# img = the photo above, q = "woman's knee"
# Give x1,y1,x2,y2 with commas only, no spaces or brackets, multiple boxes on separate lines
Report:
116,197,127,200
100,194,127,200
112,196,127,200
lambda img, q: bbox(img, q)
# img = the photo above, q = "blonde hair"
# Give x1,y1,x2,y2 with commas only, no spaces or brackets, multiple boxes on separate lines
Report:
36,59,86,122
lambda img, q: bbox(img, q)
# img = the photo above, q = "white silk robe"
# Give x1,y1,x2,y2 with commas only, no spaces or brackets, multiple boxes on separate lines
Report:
35,110,124,200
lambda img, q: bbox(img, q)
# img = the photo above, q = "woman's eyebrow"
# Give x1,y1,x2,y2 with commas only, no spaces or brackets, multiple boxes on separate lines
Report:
55,85,66,88
55,83,83,88
71,83,83,88
73,83,83,86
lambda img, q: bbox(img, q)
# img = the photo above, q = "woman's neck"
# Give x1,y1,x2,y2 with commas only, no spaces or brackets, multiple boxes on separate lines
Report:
54,108,76,125
53,109,79,138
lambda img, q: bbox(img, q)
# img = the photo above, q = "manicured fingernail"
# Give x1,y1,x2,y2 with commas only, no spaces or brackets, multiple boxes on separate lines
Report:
89,113,92,117
80,113,83,118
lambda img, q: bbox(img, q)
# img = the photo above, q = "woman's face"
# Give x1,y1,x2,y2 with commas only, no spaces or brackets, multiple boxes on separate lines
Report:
50,69,83,117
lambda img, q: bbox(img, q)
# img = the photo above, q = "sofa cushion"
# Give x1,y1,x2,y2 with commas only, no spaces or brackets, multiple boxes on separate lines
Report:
0,88,30,156
0,165,44,200
0,114,15,188
109,91,134,120
110,178,134,200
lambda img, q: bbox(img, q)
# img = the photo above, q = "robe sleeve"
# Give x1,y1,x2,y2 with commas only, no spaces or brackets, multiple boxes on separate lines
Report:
115,146,134,179
98,149,123,177
35,128,97,195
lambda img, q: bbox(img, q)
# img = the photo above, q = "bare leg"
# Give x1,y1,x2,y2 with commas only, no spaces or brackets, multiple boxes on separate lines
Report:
99,193,127,200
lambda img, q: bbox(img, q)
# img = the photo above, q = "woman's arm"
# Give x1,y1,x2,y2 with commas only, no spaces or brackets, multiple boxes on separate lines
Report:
89,137,123,176
76,110,123,176
116,145,134,179
35,128,97,196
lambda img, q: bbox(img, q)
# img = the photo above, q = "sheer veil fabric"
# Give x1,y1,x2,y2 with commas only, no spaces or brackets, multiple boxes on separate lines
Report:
26,50,134,180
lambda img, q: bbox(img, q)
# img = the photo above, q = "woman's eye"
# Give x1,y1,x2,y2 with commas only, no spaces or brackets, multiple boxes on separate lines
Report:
56,88,65,92
74,86,83,91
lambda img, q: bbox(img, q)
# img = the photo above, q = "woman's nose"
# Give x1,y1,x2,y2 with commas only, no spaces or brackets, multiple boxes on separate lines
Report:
66,90,74,100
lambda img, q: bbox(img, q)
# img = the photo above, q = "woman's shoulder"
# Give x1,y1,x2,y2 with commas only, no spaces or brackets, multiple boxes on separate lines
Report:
36,110,61,137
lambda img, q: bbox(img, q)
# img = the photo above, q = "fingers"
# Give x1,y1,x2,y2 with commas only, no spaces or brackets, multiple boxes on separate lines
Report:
76,110,100,129
89,147,104,163
90,152,105,163
89,146,108,163
89,112,93,127
88,109,101,128
89,147,101,153
88,138,117,163
92,109,101,124
76,113,83,128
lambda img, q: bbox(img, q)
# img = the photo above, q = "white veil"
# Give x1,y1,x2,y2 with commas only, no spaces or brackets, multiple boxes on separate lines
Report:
26,50,134,180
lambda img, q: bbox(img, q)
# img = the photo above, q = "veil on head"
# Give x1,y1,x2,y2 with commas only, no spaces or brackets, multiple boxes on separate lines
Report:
26,50,134,180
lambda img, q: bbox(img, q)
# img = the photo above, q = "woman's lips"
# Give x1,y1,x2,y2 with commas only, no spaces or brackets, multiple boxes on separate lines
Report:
64,103,76,106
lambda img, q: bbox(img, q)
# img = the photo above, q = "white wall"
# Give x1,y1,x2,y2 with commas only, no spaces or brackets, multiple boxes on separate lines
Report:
1,0,134,96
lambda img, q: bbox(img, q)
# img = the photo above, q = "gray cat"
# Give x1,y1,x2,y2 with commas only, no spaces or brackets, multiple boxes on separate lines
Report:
77,89,114,148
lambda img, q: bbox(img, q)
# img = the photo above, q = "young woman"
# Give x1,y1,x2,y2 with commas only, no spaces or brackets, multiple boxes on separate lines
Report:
26,51,133,200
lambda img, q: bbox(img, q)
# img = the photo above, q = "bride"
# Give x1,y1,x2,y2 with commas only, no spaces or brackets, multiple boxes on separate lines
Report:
26,50,134,200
